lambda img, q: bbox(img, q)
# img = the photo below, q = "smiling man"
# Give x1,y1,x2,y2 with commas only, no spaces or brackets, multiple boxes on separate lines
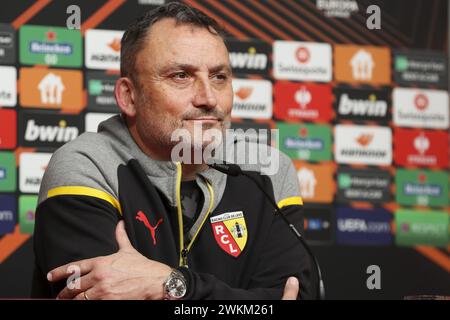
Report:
32,2,317,300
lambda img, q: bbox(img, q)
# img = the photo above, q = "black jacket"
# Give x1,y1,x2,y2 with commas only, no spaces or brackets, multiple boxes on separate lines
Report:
32,115,318,299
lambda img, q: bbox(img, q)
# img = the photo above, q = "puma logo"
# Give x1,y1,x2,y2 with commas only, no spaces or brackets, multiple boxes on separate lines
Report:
135,211,163,246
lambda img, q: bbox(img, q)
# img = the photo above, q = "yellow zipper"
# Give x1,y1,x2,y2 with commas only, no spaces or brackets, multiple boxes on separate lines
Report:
175,162,214,267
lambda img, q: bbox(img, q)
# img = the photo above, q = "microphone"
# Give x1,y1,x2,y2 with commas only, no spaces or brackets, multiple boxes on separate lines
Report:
208,162,325,300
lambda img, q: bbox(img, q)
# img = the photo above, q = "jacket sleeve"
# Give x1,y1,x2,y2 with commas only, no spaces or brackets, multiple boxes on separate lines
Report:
31,145,121,298
180,154,318,300
32,195,121,298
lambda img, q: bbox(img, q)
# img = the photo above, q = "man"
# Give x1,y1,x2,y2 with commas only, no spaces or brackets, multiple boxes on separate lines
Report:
32,2,317,300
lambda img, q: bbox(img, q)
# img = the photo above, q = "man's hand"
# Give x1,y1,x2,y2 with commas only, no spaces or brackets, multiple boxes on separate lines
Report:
47,220,172,300
282,277,299,300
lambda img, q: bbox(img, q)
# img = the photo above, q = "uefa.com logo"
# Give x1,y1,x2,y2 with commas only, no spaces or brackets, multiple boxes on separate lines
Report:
169,122,280,175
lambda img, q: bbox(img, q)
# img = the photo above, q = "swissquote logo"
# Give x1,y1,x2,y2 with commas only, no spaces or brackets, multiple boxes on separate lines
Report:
231,79,272,119
295,46,310,63
227,39,270,75
273,41,332,82
335,125,392,165
393,88,449,129
335,87,390,121
0,66,17,107
210,211,247,258
20,112,82,148
85,29,124,70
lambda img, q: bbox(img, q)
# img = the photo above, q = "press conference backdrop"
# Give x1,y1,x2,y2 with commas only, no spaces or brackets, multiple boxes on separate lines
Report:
0,0,449,299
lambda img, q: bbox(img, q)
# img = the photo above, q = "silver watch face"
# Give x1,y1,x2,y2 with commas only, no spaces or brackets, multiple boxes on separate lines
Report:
166,273,187,298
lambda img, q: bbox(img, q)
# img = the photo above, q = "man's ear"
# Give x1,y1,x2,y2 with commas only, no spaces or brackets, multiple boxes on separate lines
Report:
115,77,137,117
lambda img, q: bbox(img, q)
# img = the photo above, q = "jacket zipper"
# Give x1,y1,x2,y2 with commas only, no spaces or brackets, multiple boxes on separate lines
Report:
175,162,214,268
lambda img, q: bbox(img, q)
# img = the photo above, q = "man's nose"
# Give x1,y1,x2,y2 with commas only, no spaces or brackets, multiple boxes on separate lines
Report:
193,77,217,109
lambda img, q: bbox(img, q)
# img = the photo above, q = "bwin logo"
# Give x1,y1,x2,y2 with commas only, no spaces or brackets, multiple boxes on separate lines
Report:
25,119,79,143
229,47,267,70
338,94,387,117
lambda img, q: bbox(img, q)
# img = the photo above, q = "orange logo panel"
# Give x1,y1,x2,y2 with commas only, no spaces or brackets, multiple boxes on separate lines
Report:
294,161,335,203
20,67,84,113
334,45,391,85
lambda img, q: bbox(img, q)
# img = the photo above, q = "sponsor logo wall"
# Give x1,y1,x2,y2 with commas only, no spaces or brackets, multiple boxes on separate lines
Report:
273,41,332,82
0,65,17,107
0,152,16,192
336,207,393,245
337,167,392,203
84,29,123,70
232,78,272,119
19,25,82,67
19,111,83,148
395,169,448,207
393,87,449,129
393,50,448,88
335,124,392,165
395,209,449,247
294,161,334,203
334,87,390,122
86,71,119,112
0,21,448,251
274,82,333,122
334,45,391,85
0,24,16,64
227,39,271,76
303,205,334,244
394,128,448,168
19,67,84,112
0,194,16,234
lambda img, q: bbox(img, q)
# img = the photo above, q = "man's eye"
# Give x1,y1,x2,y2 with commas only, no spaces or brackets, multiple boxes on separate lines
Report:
213,73,228,81
172,72,189,80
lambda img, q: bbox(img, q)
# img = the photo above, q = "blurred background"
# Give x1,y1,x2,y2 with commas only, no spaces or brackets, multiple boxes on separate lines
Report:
0,0,449,299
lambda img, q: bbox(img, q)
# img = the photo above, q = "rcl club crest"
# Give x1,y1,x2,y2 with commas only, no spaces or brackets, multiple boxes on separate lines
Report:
210,211,247,258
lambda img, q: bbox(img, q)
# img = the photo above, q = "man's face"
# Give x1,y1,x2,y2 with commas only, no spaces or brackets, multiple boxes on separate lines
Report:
132,18,233,156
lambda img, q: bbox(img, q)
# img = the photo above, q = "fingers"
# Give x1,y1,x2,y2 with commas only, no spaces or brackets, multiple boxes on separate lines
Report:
56,271,96,300
47,258,95,283
73,290,90,300
115,220,133,250
282,277,300,300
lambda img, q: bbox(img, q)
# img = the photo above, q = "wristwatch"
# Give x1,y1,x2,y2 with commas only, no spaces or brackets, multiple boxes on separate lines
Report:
163,268,187,300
